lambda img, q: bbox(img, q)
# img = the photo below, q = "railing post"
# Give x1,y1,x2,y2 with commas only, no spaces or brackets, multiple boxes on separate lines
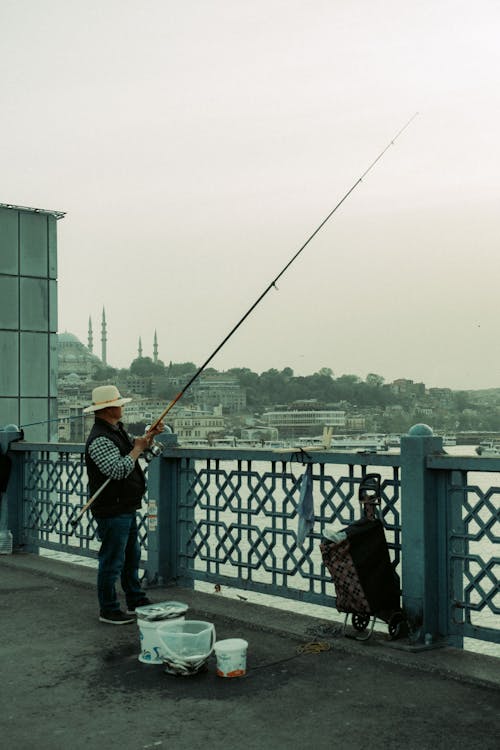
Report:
144,432,184,587
400,423,444,645
447,470,466,649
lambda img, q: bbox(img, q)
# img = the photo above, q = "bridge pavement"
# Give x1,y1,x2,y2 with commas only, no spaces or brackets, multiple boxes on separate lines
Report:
1,554,499,750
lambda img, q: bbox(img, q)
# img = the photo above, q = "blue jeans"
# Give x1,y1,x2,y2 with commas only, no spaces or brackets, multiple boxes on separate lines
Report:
95,513,145,613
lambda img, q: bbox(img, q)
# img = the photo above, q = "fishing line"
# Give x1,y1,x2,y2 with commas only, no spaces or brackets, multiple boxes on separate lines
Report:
21,414,84,429
248,641,331,673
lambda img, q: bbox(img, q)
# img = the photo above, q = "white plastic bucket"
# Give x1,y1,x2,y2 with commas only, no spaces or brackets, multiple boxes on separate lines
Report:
157,620,215,665
136,601,188,665
214,638,248,678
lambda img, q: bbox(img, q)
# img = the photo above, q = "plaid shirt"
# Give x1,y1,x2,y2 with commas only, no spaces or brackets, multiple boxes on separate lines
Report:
88,432,135,480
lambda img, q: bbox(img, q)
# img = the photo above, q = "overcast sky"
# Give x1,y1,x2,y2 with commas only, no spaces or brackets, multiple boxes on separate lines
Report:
2,1,499,390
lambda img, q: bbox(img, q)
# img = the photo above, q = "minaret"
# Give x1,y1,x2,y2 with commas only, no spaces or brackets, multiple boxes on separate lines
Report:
101,307,107,365
88,316,93,353
153,330,158,364
138,336,143,359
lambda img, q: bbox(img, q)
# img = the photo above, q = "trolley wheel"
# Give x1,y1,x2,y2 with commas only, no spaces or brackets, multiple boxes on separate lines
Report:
352,613,370,632
388,611,408,640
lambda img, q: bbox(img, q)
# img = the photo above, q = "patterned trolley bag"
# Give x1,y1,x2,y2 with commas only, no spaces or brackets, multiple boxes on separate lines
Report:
320,473,407,640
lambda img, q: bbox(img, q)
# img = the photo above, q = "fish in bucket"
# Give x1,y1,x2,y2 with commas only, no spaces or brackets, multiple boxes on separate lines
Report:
157,620,216,676
136,601,188,664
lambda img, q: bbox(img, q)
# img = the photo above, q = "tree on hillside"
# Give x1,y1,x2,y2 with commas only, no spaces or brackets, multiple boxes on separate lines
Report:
260,369,287,404
130,356,165,377
229,368,261,409
304,373,336,401
166,361,198,376
92,365,118,381
453,391,471,411
366,373,385,387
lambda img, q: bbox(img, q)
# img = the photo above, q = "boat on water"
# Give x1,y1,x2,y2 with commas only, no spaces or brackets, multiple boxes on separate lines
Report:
366,433,456,449
294,433,388,452
442,434,457,446
332,434,388,451
263,440,289,449
475,441,500,456
386,433,402,447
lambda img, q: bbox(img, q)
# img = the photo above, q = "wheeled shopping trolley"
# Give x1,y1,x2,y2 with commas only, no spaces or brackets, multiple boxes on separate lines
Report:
320,473,407,640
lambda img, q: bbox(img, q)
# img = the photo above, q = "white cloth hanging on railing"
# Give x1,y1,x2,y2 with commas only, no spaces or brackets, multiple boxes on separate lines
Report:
297,464,314,545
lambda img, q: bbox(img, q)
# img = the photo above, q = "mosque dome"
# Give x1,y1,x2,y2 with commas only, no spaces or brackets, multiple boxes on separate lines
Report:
59,331,80,343
57,331,102,378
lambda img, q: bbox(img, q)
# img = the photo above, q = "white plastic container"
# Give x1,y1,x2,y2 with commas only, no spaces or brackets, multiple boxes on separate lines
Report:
157,620,215,665
0,530,13,555
214,638,248,678
136,601,188,665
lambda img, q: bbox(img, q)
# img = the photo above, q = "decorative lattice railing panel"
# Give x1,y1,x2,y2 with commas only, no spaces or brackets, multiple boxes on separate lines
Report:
178,455,401,606
449,474,500,641
20,446,150,561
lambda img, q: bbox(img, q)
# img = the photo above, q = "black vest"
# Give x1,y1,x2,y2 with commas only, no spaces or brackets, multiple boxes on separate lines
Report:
85,418,146,517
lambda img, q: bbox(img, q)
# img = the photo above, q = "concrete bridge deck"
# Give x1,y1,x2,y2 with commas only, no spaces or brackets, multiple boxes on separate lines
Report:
1,554,499,750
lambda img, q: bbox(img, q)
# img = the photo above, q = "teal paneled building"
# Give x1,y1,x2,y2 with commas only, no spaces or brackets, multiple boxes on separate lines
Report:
0,202,65,440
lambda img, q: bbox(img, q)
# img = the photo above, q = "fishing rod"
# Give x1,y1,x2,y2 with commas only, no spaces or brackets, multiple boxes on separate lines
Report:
70,113,418,528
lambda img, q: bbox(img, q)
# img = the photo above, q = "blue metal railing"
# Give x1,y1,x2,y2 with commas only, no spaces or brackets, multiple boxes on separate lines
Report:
3,433,499,649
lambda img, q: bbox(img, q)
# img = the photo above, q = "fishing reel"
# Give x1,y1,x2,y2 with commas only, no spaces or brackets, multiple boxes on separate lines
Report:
142,424,173,463
143,441,164,463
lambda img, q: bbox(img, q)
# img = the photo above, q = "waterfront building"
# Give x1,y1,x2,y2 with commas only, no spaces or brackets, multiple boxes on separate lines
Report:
124,374,154,396
262,409,346,436
428,387,453,404
166,407,226,443
414,405,434,419
345,415,366,431
57,400,93,442
192,374,246,413
122,398,168,426
388,379,426,398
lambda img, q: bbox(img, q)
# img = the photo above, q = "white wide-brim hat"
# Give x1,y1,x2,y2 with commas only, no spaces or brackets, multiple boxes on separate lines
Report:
83,385,132,414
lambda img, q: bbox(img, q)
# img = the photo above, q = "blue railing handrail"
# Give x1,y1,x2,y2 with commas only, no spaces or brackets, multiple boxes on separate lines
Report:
427,453,500,471
10,440,403,467
10,441,85,453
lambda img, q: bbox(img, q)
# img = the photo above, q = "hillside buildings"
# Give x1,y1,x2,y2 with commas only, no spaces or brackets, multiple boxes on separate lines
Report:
54,323,477,444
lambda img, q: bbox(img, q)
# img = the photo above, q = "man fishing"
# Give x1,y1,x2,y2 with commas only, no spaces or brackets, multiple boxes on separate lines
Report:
83,385,164,624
